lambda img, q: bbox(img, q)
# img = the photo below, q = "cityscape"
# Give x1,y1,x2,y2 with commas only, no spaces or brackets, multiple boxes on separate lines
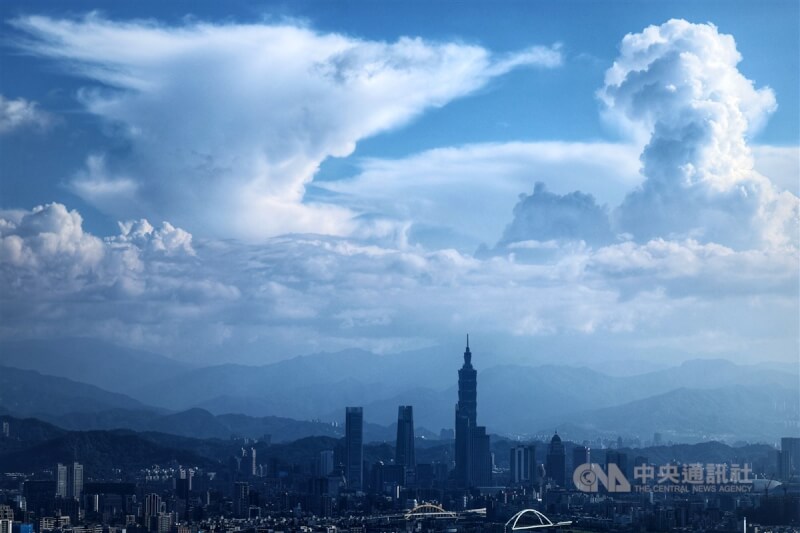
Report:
0,341,798,531
0,1,799,532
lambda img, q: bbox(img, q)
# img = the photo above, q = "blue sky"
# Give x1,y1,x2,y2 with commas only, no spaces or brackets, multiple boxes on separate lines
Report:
0,1,797,367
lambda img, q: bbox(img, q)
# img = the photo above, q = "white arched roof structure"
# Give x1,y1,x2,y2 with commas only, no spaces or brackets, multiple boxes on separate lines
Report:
505,509,572,530
404,503,458,520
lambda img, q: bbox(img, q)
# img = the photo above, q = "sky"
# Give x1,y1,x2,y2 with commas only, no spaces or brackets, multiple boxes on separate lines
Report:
0,0,798,368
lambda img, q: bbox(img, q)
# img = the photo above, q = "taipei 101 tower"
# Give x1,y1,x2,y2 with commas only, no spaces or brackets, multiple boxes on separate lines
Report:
454,336,492,488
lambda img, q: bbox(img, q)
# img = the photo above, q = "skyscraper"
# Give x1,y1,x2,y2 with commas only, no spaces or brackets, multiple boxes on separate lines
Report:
144,493,162,528
572,445,590,472
395,406,416,475
780,437,800,481
319,450,335,477
454,336,492,488
56,464,68,499
233,482,249,518
605,450,628,478
345,407,363,491
510,445,535,485
69,463,83,501
55,463,83,501
545,433,566,487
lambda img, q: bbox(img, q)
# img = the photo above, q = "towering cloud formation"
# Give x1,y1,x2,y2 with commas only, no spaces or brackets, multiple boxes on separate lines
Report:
600,19,797,249
497,182,614,247
10,15,561,239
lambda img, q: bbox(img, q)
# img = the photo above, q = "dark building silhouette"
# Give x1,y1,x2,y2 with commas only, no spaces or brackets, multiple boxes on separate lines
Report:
370,462,405,494
345,407,363,491
24,481,56,517
780,437,800,481
454,336,492,488
572,445,590,472
232,482,249,518
395,406,415,482
545,432,566,487
144,493,162,528
510,445,535,485
605,450,629,478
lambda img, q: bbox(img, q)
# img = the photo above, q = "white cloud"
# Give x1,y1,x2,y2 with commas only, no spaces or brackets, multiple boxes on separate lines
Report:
112,218,195,256
599,19,798,249
10,14,561,239
0,202,795,365
0,203,201,300
494,182,615,248
0,203,104,275
0,94,53,134
321,141,640,248
1,18,796,366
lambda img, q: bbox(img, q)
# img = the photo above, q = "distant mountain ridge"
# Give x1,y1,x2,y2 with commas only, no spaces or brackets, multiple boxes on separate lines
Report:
0,366,151,416
542,384,800,443
1,338,797,443
46,407,346,442
0,338,193,393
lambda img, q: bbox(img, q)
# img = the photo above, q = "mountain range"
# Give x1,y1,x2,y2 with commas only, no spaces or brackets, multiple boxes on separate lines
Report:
0,337,797,443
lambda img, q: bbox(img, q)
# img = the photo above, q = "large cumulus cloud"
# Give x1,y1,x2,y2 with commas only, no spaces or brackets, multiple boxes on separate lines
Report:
9,14,561,239
599,19,798,248
0,203,212,300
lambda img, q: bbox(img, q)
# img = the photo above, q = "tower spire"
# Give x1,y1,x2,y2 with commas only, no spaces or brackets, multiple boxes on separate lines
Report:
466,333,469,349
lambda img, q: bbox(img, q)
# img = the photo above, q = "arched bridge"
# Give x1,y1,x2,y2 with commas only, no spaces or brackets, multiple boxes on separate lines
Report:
505,509,572,530
404,503,458,520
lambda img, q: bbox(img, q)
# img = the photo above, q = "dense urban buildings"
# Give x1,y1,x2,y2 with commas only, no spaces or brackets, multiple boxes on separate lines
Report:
0,341,798,531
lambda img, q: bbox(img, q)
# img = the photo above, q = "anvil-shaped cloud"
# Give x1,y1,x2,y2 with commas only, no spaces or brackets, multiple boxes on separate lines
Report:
10,14,561,239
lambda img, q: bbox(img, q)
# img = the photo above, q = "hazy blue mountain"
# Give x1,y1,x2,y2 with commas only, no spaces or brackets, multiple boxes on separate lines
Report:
0,429,218,474
129,346,461,413
0,338,193,393
623,358,797,393
340,361,798,437
331,387,455,433
122,354,798,446
3,344,797,444
544,384,800,443
0,415,66,455
37,407,343,442
0,366,150,416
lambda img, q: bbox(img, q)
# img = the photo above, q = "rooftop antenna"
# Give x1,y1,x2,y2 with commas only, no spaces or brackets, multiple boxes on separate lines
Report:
466,333,469,349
